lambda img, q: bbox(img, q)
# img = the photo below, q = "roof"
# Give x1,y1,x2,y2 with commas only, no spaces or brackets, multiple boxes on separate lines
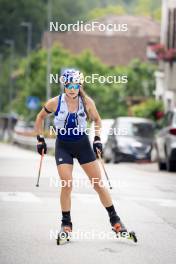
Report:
83,15,160,37
42,15,160,66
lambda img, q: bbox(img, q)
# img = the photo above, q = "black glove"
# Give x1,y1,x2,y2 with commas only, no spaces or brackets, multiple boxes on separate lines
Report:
93,136,103,158
37,135,47,155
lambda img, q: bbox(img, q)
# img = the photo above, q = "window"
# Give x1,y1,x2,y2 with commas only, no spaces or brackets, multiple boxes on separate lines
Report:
117,121,154,138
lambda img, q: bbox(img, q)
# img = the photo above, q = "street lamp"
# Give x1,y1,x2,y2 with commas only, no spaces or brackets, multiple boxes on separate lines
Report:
45,0,52,129
20,21,32,77
4,39,15,139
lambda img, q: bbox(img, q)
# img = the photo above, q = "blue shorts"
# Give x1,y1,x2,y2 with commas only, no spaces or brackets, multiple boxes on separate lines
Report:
55,134,96,165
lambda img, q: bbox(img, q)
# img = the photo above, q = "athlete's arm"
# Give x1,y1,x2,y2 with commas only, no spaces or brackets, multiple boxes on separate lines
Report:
86,97,102,137
34,97,57,135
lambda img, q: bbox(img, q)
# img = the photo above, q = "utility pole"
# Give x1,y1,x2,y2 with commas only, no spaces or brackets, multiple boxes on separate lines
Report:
21,22,32,78
45,0,52,130
0,54,2,112
4,39,15,140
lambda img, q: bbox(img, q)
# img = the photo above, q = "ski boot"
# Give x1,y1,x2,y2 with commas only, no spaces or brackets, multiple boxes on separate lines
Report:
112,220,137,243
56,222,72,245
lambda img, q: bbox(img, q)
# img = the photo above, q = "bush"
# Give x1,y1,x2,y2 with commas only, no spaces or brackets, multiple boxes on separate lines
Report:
131,99,164,121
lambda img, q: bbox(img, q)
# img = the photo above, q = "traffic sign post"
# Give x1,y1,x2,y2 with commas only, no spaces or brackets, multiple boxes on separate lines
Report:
26,96,40,110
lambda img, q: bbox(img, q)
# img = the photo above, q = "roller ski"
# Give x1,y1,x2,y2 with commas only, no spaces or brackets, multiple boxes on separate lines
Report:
56,223,72,245
112,220,137,243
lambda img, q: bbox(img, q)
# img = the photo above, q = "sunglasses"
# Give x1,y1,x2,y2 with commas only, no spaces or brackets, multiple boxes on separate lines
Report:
65,83,80,90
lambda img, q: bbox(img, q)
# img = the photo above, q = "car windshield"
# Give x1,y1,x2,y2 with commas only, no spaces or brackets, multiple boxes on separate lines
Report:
118,121,154,138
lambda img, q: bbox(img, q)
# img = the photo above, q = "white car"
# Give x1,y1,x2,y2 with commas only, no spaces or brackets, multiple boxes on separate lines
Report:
89,119,114,146
103,117,155,163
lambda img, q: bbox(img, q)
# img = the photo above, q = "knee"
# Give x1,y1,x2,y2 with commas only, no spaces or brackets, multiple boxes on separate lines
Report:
92,178,105,193
60,179,72,194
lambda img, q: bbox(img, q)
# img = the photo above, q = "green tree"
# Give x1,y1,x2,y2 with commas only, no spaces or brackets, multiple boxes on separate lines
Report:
0,0,89,55
131,99,164,121
11,45,128,119
88,5,126,19
0,0,47,54
11,45,156,120
134,0,161,21
0,55,20,113
124,60,157,97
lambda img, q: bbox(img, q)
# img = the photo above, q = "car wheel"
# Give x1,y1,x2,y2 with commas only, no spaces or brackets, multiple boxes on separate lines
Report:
158,161,166,171
156,147,166,171
103,147,111,163
166,157,176,172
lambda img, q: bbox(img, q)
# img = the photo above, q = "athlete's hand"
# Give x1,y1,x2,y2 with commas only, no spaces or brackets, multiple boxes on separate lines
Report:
93,136,103,158
37,135,47,155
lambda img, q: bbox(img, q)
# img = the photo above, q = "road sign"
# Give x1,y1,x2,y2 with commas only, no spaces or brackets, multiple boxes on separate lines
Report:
26,96,40,110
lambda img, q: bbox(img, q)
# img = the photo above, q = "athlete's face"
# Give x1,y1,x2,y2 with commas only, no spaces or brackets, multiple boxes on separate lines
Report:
64,83,80,98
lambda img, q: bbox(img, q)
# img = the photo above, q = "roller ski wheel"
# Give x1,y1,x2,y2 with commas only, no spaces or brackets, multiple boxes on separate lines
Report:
112,222,137,243
56,225,72,245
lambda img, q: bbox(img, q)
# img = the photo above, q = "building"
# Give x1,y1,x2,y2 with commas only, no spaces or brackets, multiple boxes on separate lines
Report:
154,0,176,110
42,15,160,67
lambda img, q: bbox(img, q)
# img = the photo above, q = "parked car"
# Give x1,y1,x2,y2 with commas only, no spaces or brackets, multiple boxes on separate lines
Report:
89,119,114,146
103,117,155,163
155,109,176,172
14,120,34,134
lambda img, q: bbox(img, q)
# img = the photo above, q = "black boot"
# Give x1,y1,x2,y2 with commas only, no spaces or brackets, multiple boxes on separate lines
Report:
106,205,127,233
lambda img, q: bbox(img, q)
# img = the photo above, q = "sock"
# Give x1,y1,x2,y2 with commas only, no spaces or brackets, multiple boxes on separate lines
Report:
61,211,71,226
105,205,120,225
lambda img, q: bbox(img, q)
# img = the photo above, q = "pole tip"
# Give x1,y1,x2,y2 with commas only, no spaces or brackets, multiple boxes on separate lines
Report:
36,184,39,187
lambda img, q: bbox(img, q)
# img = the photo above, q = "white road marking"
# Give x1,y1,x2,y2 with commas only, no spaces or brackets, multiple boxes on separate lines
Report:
73,193,176,207
0,191,175,207
159,200,176,207
0,192,41,203
123,196,176,207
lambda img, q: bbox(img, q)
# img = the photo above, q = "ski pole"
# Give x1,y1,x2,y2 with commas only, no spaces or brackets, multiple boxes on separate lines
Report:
36,149,44,187
96,148,113,190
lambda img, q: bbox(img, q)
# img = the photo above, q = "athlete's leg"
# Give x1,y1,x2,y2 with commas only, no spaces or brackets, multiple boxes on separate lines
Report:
81,160,112,207
81,160,126,230
57,164,73,212
57,164,73,229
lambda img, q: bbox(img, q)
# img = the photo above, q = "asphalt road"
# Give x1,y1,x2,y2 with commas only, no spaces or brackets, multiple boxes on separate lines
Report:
0,142,176,264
